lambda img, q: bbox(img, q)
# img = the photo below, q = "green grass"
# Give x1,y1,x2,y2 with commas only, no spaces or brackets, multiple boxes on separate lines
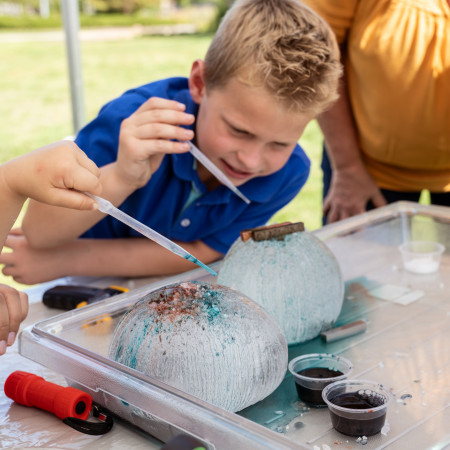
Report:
0,13,179,30
0,10,210,30
0,33,324,289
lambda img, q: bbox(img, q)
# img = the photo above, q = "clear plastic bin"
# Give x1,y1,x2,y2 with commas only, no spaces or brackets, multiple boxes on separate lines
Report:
20,202,450,449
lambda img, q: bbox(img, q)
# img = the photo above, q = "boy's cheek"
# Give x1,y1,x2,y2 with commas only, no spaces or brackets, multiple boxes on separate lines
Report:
264,151,294,175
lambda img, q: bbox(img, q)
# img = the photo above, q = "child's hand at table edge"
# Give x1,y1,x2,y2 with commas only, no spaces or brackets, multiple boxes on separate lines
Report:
0,283,28,355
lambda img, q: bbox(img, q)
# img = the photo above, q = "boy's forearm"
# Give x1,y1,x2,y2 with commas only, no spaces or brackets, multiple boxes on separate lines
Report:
22,162,135,248
62,238,222,279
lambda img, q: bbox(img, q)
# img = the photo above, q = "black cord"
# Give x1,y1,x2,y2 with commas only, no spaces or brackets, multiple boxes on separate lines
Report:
63,403,114,435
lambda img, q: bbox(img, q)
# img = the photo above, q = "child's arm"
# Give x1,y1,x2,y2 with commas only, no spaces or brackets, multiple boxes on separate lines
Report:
0,140,101,354
1,236,222,285
22,98,195,248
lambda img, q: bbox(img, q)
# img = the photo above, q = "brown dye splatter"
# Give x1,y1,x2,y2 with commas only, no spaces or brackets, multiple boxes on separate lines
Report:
143,282,217,324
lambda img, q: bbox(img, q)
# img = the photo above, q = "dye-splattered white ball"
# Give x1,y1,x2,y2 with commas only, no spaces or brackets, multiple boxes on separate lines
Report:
109,282,288,412
217,231,344,345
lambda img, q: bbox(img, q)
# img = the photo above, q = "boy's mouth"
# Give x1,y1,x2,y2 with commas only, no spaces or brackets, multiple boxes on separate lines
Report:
220,159,254,180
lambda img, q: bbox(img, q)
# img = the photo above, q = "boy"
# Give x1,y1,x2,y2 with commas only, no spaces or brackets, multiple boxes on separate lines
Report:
5,0,341,284
0,141,101,355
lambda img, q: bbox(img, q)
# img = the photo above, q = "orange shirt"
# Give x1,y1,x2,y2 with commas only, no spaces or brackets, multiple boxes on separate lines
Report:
304,0,450,192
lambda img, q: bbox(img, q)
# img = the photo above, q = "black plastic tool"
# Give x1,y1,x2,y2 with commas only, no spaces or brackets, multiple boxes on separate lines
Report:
42,285,128,310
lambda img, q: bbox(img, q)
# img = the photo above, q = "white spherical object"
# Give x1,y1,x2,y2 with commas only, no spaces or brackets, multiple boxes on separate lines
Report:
109,281,288,412
217,231,344,345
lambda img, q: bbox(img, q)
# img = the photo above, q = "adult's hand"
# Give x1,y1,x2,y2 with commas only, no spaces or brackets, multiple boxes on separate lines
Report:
323,164,387,223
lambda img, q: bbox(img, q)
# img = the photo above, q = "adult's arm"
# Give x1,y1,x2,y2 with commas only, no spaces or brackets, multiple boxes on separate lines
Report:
318,61,386,223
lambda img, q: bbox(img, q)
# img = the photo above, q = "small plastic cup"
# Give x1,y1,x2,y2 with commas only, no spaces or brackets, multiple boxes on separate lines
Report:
322,379,392,436
399,241,445,274
288,353,353,406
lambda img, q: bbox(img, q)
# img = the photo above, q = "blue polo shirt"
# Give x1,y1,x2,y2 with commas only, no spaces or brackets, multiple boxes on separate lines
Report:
75,77,310,254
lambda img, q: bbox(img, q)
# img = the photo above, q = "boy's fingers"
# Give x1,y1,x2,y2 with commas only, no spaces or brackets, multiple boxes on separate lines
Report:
139,139,191,156
133,109,195,128
134,122,194,142
136,97,187,114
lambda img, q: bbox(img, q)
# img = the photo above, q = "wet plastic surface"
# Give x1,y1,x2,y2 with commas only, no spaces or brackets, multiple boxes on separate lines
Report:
2,201,450,449
0,277,165,449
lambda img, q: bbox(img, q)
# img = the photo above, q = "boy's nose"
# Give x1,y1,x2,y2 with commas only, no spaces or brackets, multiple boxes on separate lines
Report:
236,144,264,171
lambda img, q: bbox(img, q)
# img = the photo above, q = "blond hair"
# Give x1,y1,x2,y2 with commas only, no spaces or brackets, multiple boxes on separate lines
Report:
204,0,341,115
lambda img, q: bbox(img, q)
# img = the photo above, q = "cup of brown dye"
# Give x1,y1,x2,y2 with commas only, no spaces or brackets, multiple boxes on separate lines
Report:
322,379,392,436
288,353,353,406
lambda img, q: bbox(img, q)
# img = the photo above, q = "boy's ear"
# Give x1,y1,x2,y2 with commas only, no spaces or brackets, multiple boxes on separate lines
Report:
189,59,207,103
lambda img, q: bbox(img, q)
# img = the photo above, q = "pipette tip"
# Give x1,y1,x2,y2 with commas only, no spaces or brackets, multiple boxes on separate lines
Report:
185,255,217,276
188,142,251,205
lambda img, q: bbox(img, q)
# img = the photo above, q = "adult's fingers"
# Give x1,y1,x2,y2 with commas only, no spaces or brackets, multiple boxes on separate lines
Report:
371,190,388,208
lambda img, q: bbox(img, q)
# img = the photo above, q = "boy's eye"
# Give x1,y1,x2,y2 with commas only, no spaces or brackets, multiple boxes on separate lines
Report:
230,125,249,136
273,142,290,149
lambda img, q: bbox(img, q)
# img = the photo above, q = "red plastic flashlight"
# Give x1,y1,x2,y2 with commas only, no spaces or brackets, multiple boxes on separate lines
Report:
4,371,92,420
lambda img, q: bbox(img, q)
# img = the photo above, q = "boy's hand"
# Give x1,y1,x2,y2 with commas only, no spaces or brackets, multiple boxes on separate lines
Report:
3,141,102,210
0,283,28,355
116,97,195,189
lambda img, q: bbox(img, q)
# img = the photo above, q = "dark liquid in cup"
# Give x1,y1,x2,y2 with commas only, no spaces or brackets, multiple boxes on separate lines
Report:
295,368,343,405
328,391,387,436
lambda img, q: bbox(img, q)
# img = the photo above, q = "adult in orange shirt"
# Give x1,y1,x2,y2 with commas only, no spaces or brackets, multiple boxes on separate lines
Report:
303,0,450,223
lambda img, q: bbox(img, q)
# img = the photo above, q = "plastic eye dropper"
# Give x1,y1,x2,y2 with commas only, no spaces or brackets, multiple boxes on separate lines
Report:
189,142,251,205
84,193,217,276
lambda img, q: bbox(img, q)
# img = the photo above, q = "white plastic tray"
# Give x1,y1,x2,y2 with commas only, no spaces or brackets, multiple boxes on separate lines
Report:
20,202,450,449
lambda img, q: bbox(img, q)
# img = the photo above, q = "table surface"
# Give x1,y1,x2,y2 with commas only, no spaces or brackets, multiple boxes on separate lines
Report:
1,203,450,449
0,276,165,449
